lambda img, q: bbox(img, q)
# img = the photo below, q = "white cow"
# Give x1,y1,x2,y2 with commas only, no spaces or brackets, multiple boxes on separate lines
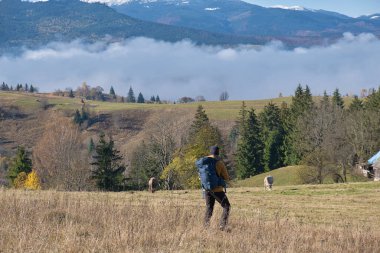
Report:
264,176,274,190
148,177,157,193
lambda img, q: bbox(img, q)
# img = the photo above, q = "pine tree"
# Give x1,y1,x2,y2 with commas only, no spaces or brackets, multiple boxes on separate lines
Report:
332,88,344,109
137,92,145,103
365,87,380,111
110,86,116,99
73,109,82,125
150,96,156,102
259,103,285,171
88,137,95,153
321,90,330,110
7,146,33,185
236,109,264,179
349,95,364,111
283,85,314,165
91,133,126,191
155,95,161,104
69,89,75,98
24,83,29,92
126,86,136,103
189,105,209,139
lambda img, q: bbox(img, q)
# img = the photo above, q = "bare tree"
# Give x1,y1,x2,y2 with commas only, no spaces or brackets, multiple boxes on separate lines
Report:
296,104,346,183
33,115,92,190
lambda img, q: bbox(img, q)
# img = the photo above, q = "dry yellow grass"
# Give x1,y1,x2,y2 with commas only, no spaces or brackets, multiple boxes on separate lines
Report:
1,182,379,252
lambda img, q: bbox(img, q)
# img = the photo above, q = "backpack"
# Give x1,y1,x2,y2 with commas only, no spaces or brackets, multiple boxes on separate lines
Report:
196,157,226,191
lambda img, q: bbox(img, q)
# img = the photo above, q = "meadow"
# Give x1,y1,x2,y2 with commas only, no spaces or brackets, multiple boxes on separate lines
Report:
0,91,292,120
1,182,379,253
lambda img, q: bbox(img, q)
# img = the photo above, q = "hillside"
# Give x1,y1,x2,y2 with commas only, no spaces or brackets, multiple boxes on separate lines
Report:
0,0,260,54
0,91,292,158
235,165,370,187
113,0,380,43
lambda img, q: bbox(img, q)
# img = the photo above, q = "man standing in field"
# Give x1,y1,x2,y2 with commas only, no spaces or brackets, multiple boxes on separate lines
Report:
197,146,231,231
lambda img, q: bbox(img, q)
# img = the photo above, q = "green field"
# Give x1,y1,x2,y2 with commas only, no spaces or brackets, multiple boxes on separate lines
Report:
0,91,290,120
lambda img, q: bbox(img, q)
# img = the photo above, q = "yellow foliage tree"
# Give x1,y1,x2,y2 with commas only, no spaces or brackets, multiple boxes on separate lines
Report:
24,170,41,190
13,172,27,189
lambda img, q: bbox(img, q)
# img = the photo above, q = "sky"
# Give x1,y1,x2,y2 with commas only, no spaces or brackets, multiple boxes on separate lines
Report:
244,0,380,17
1,33,379,101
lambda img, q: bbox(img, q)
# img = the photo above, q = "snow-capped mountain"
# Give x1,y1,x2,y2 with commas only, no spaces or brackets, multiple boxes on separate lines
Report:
110,0,379,38
269,5,309,11
2,0,380,53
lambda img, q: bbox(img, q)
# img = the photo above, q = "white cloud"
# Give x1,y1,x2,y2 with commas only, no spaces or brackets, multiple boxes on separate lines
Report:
1,34,380,101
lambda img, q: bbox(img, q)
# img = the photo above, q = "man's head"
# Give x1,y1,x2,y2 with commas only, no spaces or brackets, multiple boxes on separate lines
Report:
210,146,219,156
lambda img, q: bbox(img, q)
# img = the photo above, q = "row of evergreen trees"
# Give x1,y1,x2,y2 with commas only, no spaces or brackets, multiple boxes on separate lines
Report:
234,84,380,182
1,82,38,93
60,82,161,104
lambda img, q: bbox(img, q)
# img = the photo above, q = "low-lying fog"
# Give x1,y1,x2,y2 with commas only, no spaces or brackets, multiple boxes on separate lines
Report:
0,33,379,100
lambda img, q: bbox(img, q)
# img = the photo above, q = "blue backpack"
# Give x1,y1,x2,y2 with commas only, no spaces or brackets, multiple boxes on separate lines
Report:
196,157,226,191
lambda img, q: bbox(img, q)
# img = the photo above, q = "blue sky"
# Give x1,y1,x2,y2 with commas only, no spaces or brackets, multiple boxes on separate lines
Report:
244,0,380,17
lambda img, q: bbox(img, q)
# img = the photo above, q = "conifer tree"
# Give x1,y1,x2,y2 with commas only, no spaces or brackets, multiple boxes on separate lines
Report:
332,88,344,109
73,109,82,125
91,133,126,191
236,109,264,179
189,105,209,139
24,83,29,92
137,92,145,103
150,96,156,102
126,86,136,103
259,103,285,171
7,146,33,185
321,90,330,110
29,85,35,93
365,87,380,111
88,137,95,153
156,95,161,104
110,86,116,99
69,89,75,98
349,95,364,111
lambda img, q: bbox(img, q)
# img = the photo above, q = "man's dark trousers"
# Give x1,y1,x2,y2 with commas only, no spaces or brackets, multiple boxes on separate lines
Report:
204,191,230,229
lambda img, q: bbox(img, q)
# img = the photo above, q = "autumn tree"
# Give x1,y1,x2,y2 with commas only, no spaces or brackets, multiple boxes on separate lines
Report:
33,116,92,190
161,107,224,189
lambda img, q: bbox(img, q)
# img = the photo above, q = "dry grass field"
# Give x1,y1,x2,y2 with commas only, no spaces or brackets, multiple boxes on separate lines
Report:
1,182,379,253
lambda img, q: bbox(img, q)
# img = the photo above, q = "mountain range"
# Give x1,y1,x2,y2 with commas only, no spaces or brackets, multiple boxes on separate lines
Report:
1,0,380,54
111,0,380,38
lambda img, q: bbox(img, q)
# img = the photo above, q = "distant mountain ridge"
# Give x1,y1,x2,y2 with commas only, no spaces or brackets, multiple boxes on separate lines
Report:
111,0,380,38
0,0,263,54
1,0,380,54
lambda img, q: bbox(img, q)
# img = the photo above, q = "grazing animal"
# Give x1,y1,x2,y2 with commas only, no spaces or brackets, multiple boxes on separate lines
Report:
264,176,274,190
148,177,156,193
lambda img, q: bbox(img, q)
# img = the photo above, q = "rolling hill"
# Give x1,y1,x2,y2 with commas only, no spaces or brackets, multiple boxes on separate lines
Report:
0,0,261,54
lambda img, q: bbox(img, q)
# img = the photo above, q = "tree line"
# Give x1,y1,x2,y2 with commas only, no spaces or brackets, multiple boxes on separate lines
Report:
52,82,161,104
1,82,38,93
1,84,379,191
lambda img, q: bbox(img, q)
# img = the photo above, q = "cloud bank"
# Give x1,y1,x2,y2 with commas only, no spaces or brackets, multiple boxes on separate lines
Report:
1,33,379,101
